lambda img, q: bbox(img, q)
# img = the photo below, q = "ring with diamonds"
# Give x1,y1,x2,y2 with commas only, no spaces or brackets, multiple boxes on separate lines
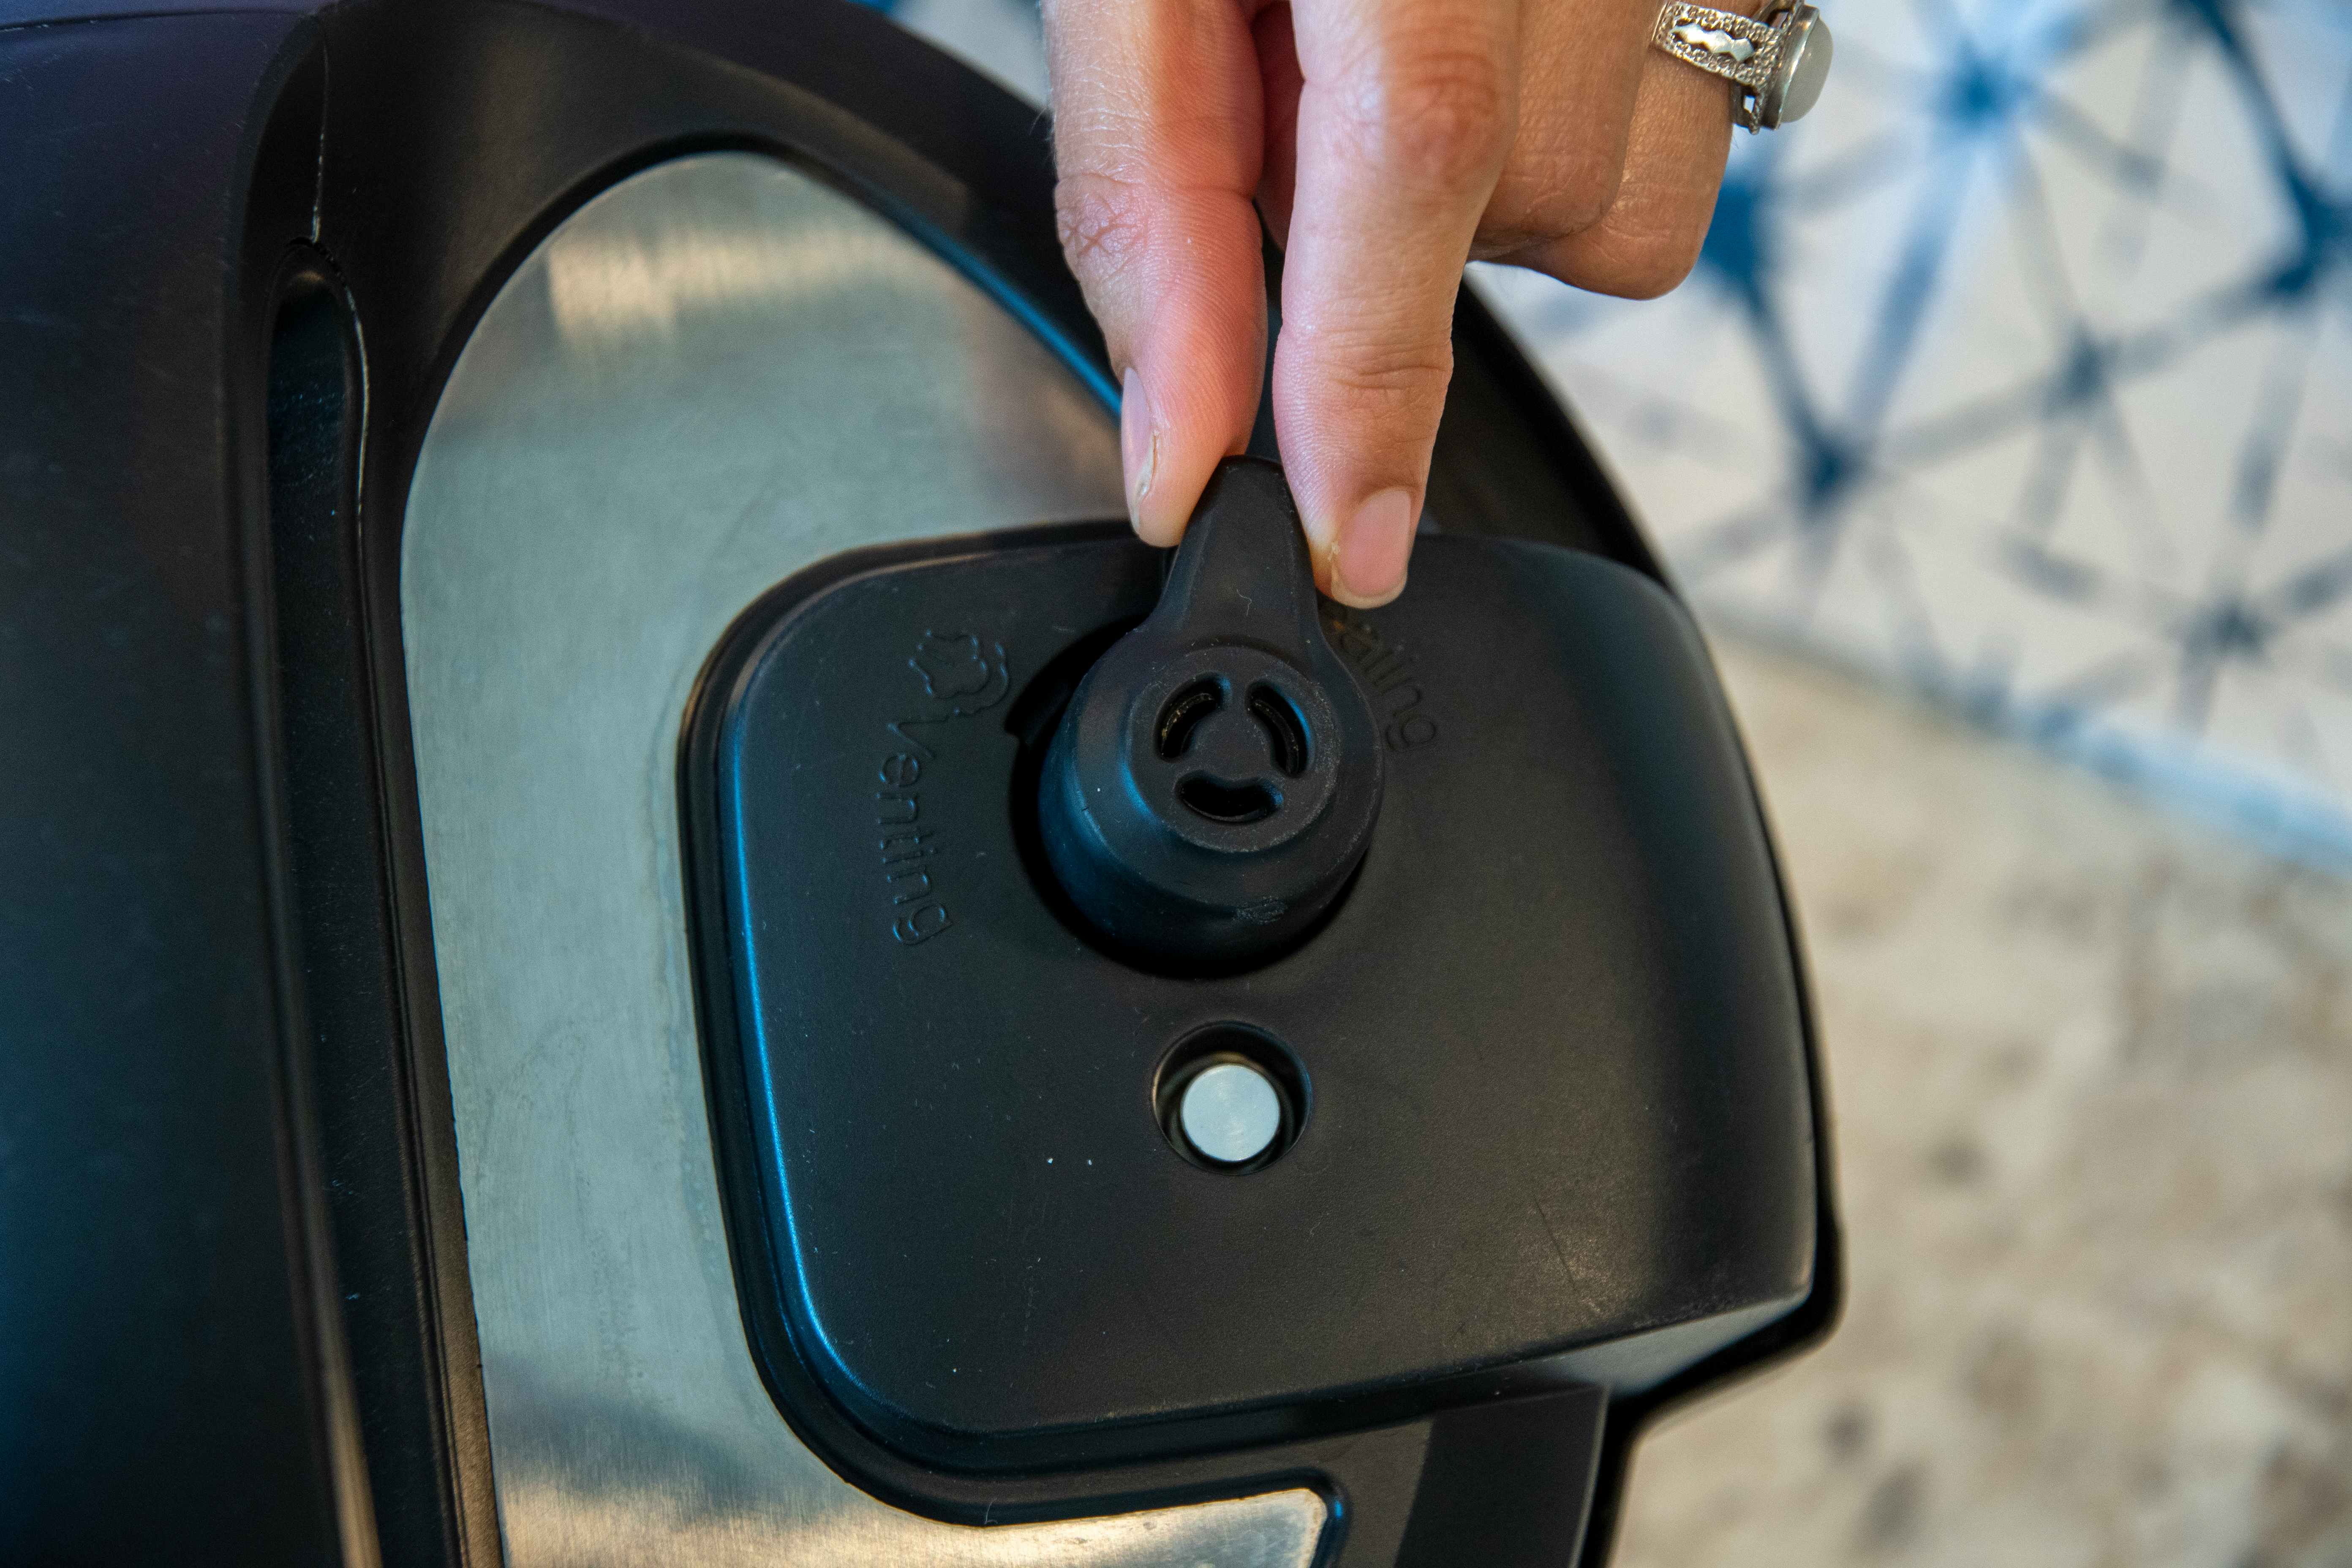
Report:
1652,1,1833,132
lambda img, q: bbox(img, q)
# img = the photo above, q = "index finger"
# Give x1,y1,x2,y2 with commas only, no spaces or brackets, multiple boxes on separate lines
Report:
1272,0,1521,604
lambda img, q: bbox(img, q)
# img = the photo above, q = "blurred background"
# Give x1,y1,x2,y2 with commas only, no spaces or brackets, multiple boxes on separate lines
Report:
870,0,2352,1560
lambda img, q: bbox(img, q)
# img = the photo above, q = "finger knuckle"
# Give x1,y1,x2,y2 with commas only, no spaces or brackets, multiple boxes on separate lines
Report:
1301,324,1456,405
1522,159,1625,240
1481,161,1622,255
1352,45,1514,185
1588,219,1707,299
1053,172,1153,279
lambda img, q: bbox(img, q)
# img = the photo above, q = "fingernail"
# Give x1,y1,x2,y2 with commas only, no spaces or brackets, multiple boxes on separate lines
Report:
1333,488,1416,606
1119,368,1159,525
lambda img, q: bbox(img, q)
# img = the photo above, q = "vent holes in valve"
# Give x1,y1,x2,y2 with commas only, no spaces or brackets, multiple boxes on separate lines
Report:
1247,685,1309,777
1177,775,1282,826
1157,678,1224,759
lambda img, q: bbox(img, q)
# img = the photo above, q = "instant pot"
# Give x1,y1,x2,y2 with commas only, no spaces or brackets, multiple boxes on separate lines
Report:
0,3,1841,1562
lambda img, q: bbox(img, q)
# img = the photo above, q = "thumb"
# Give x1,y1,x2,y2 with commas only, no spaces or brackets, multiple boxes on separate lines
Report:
1044,0,1274,546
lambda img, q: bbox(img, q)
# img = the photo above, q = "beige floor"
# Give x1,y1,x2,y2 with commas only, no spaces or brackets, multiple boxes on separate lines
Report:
1614,637,2352,1568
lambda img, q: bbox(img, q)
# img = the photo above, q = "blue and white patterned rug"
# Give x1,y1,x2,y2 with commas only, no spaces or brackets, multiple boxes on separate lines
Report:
890,0,2352,864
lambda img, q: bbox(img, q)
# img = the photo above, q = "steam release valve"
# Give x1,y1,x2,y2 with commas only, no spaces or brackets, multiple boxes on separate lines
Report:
1037,459,1386,966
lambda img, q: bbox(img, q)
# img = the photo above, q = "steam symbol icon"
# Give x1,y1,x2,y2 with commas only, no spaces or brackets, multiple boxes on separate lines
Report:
909,631,1008,715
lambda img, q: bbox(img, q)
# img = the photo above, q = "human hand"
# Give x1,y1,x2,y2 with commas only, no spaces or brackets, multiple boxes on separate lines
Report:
1043,0,1742,605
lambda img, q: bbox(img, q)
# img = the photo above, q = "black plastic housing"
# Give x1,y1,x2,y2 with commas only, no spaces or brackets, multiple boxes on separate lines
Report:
683,523,1816,1496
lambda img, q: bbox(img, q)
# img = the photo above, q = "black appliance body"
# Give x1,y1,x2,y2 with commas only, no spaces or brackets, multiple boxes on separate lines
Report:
0,3,1840,1565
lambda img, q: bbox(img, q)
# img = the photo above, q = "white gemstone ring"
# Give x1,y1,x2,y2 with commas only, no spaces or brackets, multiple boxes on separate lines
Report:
1653,1,1833,132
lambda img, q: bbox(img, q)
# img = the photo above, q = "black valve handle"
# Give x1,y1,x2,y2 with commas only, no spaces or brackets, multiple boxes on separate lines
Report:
1037,457,1386,966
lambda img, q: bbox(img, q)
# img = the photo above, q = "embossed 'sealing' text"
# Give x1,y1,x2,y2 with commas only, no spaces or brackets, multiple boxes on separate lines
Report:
1323,609,1438,751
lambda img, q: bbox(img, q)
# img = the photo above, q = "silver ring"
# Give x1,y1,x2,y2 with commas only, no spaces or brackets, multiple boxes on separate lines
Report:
1652,1,1834,133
